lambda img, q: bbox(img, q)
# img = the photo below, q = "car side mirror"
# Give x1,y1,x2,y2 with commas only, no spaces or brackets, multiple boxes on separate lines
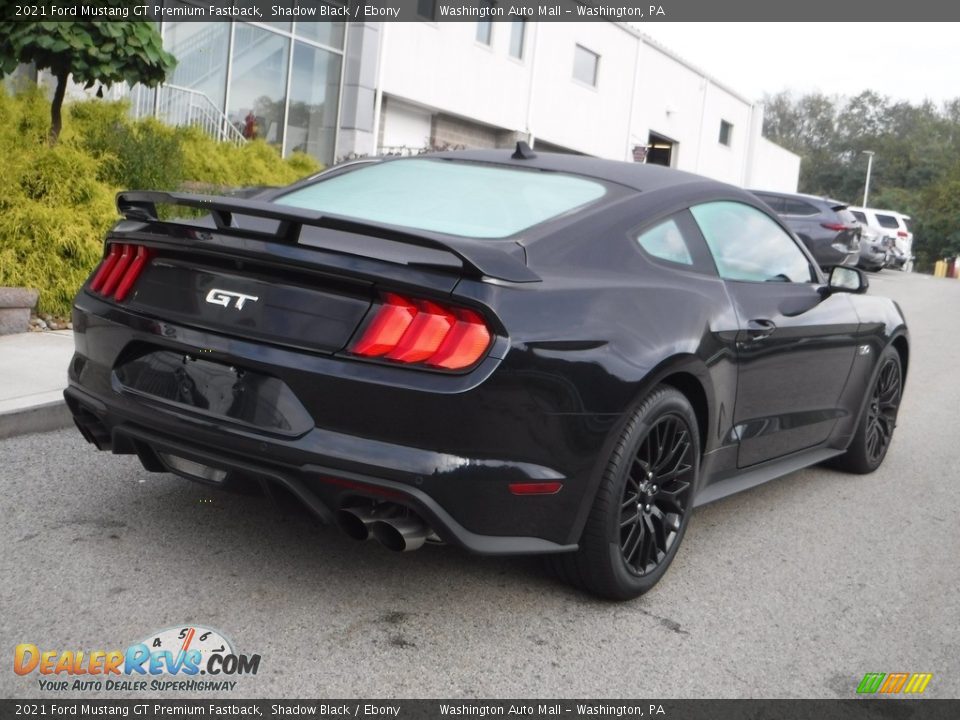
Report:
827,266,869,295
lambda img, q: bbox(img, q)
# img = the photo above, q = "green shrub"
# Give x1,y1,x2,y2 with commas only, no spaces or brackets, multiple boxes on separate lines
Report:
0,87,322,316
180,127,315,189
68,102,186,190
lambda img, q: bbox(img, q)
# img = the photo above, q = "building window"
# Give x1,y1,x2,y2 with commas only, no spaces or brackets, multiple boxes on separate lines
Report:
476,20,492,45
294,22,345,50
286,41,342,165
509,20,526,59
719,120,733,146
228,24,290,148
476,2,495,44
416,0,436,20
163,21,230,110
573,44,599,87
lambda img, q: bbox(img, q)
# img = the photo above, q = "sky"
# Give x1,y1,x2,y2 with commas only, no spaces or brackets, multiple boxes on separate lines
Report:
636,23,960,106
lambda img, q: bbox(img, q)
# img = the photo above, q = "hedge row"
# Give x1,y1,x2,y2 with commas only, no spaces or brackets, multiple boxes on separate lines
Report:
0,86,320,315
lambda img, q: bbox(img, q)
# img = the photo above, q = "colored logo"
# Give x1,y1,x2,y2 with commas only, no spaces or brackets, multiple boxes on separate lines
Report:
856,672,932,694
13,625,261,693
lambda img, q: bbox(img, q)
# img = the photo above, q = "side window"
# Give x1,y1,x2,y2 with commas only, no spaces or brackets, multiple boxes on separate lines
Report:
782,199,818,216
754,194,785,213
635,217,694,266
690,201,814,283
850,210,867,223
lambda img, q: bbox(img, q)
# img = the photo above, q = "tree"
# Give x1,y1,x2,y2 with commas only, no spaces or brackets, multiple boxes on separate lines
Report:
0,15,176,143
911,162,960,268
763,90,960,271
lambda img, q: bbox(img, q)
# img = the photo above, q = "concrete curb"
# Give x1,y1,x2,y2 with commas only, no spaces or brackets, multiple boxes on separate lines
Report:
0,329,76,441
0,396,73,440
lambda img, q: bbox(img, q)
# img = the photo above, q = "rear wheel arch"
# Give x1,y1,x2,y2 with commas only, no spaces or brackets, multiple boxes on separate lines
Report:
550,384,701,599
563,355,715,547
891,334,909,382
627,355,715,457
660,371,709,457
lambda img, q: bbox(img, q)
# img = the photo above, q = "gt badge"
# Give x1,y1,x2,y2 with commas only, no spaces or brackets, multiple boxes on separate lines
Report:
206,289,259,310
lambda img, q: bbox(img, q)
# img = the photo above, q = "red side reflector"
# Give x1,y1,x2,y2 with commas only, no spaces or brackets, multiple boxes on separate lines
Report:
353,293,418,357
113,245,152,301
90,244,123,293
509,482,563,496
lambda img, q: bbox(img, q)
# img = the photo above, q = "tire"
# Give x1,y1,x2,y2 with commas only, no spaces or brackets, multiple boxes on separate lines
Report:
830,346,903,474
551,386,700,600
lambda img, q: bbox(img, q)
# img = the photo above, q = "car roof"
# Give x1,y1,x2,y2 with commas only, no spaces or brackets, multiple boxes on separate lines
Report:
849,206,910,220
750,189,846,206
425,148,713,193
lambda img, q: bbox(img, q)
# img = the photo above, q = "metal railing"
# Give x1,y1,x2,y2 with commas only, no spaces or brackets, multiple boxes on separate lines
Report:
121,83,246,146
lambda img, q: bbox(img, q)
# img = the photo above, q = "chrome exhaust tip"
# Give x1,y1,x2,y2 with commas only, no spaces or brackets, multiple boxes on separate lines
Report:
370,516,429,552
336,505,398,541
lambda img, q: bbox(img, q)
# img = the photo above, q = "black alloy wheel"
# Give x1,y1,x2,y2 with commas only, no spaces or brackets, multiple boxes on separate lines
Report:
864,355,902,465
550,386,700,600
619,414,694,576
831,345,903,474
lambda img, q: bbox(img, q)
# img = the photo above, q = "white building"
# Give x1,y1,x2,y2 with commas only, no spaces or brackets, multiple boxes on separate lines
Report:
338,21,800,191
31,18,798,191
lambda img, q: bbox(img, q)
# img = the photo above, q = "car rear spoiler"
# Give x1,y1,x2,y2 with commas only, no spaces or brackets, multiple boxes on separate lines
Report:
116,191,540,283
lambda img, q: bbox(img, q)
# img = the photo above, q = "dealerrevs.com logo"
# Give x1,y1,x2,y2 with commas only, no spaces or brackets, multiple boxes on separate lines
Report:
14,626,261,693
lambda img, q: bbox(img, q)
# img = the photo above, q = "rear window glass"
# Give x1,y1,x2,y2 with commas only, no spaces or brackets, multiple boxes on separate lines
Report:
275,159,607,239
877,214,900,229
850,211,866,223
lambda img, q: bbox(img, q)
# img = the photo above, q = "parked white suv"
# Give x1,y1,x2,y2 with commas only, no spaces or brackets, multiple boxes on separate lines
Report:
848,207,913,270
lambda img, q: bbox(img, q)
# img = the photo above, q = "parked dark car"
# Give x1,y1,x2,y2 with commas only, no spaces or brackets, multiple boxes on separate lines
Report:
751,190,861,269
66,149,908,600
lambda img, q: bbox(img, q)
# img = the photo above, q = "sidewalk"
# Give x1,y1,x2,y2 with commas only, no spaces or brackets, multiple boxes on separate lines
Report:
0,330,75,440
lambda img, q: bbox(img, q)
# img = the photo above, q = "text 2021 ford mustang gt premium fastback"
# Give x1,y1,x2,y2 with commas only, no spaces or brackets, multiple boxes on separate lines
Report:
65,147,908,599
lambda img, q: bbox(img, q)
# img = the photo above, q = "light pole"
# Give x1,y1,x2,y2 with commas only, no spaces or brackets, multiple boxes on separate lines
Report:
862,150,875,207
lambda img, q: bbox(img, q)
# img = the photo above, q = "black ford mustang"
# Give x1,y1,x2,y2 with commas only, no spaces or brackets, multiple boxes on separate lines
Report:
65,147,908,600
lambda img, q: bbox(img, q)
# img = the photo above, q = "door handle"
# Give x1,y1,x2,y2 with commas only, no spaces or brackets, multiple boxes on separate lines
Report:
746,319,777,341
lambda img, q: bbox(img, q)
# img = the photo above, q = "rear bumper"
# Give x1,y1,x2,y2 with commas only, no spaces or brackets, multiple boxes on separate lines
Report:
858,246,888,270
816,243,859,269
65,385,575,555
64,295,613,554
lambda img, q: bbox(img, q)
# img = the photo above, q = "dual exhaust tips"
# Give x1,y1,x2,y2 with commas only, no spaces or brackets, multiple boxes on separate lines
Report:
336,504,431,552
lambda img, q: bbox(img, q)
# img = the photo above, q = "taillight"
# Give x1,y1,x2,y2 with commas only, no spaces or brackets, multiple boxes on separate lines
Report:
821,223,848,232
351,293,416,356
88,243,152,302
89,244,122,293
897,231,908,238
351,293,492,370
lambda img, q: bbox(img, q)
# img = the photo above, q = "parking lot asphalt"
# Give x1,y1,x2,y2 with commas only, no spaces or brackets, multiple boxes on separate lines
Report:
2,270,958,700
